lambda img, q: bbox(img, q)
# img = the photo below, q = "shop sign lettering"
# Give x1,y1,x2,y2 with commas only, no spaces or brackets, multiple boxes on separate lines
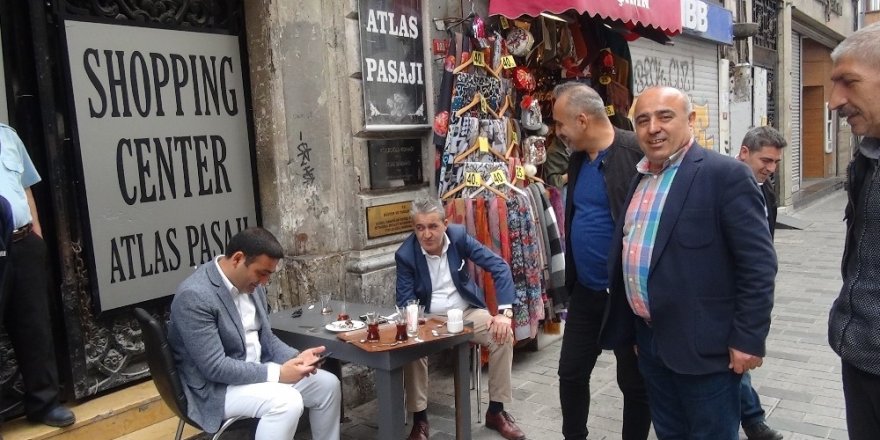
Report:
359,0,428,129
63,20,257,311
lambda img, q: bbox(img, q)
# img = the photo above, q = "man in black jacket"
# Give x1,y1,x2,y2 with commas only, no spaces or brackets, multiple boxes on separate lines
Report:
553,81,650,440
736,125,786,440
827,21,880,440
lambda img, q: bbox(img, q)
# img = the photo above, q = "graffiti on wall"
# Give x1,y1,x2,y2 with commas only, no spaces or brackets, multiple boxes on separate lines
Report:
633,55,696,94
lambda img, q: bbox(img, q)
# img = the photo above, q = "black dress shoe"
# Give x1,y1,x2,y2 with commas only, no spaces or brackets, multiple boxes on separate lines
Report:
743,421,783,440
28,405,76,428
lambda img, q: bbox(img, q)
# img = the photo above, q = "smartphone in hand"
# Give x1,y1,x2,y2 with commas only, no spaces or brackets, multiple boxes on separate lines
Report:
307,351,333,367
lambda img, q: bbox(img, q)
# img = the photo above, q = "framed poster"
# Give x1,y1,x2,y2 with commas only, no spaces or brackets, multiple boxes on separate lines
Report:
358,0,429,130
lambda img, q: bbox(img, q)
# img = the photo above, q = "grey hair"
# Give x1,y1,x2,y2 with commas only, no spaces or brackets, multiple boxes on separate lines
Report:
553,82,608,119
831,21,880,70
409,196,446,220
741,126,787,153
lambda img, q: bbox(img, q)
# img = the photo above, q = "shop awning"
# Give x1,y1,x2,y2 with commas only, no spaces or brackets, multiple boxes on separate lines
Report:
489,0,682,35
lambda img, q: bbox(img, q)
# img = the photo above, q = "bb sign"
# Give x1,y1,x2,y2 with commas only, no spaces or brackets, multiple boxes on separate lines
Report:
63,21,257,311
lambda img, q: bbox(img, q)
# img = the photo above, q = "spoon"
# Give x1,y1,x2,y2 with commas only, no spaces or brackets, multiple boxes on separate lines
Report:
431,330,454,337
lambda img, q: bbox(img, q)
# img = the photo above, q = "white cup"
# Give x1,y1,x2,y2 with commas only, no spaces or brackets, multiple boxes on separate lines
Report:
447,308,463,322
447,319,464,334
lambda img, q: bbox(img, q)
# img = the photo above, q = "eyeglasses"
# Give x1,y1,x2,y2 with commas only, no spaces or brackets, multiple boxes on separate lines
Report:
290,308,303,318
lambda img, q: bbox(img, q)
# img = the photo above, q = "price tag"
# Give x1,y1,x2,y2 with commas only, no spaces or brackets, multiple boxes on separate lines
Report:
465,172,482,187
514,20,531,30
510,130,519,145
478,136,490,152
605,105,616,116
515,166,526,181
472,51,486,67
501,55,517,69
500,17,510,29
490,169,508,185
480,95,489,113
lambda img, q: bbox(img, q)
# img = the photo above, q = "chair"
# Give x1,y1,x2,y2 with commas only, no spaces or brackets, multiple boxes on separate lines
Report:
134,307,250,440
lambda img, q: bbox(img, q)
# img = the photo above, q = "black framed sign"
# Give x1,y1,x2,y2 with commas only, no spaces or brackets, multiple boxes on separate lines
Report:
358,0,429,130
368,138,423,188
61,20,257,311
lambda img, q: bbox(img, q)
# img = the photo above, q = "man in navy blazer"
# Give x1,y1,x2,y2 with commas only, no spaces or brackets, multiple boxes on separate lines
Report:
602,87,777,439
396,196,525,440
168,227,341,440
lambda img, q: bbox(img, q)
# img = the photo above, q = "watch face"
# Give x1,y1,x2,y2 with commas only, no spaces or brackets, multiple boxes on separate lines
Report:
503,309,513,318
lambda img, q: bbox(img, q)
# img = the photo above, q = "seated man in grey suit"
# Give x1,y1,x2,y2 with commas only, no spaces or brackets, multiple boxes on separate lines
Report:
168,227,341,440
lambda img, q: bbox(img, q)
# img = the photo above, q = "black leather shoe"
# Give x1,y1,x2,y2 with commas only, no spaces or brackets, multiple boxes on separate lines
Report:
743,421,783,440
29,405,76,428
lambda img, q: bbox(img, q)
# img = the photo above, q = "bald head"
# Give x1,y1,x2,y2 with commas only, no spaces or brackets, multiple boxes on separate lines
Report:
632,87,696,168
552,82,614,154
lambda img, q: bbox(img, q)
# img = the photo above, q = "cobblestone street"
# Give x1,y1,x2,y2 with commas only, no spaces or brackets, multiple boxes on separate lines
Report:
307,190,850,439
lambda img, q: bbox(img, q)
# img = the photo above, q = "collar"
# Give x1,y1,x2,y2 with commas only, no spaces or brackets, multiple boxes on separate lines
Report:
420,233,450,258
860,137,880,160
214,255,240,296
637,138,693,175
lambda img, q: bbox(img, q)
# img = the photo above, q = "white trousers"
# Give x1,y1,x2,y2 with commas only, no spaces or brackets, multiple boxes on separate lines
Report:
224,369,341,440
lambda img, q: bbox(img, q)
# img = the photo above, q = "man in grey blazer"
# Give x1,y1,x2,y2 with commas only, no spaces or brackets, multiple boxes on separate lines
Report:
168,227,341,440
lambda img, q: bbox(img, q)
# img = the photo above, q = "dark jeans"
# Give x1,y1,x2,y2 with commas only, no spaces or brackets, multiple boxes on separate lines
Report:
740,372,766,427
558,284,651,440
635,319,740,440
5,232,61,417
841,359,880,439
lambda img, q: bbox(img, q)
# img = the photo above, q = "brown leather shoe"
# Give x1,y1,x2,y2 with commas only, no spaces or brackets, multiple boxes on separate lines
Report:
485,410,526,440
407,419,429,440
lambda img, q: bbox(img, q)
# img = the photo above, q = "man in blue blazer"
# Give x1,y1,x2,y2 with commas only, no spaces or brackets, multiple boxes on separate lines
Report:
168,227,341,440
602,87,777,439
396,196,525,440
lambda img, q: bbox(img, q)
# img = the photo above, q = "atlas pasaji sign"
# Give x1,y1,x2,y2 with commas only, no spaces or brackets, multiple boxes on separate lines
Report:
63,21,257,311
358,0,428,130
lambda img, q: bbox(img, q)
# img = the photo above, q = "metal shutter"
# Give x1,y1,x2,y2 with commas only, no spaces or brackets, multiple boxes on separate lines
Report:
791,32,802,193
629,36,721,151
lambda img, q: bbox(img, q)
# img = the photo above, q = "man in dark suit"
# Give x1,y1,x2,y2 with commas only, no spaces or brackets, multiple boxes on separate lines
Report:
603,86,777,439
736,125,786,440
168,227,341,440
396,196,524,440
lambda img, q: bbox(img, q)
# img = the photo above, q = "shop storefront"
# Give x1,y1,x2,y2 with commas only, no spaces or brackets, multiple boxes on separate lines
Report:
628,0,733,152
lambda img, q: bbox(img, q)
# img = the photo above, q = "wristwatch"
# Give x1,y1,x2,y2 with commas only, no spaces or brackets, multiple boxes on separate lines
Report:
499,308,513,318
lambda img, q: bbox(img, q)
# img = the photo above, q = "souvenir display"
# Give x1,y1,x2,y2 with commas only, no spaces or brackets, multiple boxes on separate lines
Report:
431,10,641,341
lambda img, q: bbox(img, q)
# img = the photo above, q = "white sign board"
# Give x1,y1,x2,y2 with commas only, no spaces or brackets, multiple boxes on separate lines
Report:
64,21,257,310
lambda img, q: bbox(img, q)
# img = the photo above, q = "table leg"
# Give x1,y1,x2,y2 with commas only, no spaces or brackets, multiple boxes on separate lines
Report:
453,342,472,440
375,367,405,439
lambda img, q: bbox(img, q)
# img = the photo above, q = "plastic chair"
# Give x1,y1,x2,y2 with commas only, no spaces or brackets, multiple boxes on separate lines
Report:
133,307,251,440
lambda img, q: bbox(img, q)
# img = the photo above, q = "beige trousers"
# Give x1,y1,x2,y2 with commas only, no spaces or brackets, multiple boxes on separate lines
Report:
404,308,514,412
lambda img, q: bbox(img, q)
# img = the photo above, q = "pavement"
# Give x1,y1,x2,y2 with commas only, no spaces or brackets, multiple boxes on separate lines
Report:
297,189,851,440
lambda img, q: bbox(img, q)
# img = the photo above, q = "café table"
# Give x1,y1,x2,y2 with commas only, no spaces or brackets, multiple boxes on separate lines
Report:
269,300,474,440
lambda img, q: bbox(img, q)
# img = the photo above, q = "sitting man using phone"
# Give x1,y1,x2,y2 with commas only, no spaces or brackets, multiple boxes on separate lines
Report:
395,196,525,440
168,227,341,440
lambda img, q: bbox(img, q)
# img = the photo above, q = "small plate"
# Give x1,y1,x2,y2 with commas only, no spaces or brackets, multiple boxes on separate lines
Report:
325,320,366,332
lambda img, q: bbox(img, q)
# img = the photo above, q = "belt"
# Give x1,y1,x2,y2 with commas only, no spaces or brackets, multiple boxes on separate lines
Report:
12,223,32,242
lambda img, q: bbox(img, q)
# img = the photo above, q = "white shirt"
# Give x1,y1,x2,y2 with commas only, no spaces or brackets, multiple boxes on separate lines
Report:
422,235,470,314
214,256,280,382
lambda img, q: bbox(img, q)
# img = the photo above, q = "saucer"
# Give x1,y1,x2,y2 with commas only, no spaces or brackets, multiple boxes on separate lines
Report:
325,320,366,332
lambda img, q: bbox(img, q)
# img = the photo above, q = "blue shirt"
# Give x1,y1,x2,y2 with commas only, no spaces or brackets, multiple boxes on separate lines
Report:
0,123,41,228
571,149,614,291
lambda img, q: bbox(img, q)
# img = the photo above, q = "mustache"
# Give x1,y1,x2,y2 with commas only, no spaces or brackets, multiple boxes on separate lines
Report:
838,106,859,118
